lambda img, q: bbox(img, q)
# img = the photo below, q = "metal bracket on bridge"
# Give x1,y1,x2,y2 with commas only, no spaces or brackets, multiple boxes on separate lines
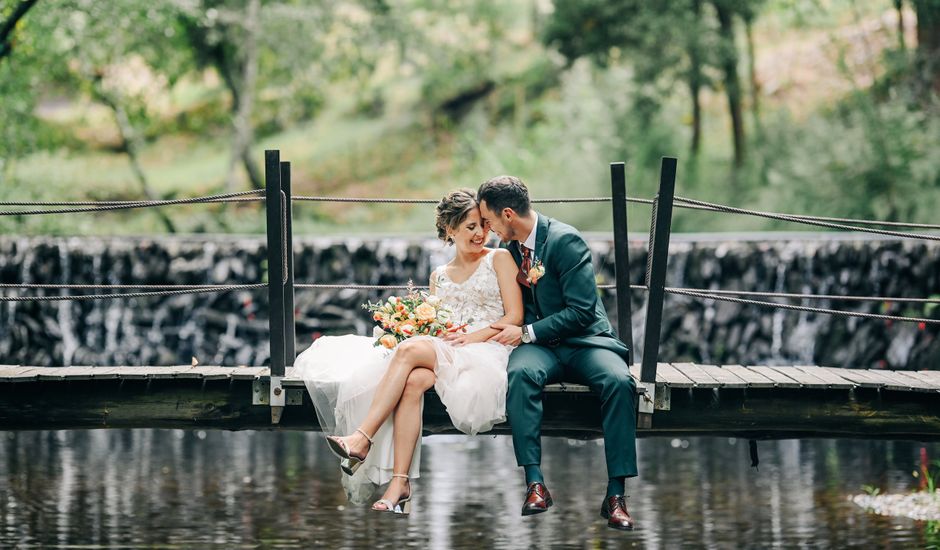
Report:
654,384,670,410
253,377,303,408
637,382,670,416
638,382,656,415
270,375,286,424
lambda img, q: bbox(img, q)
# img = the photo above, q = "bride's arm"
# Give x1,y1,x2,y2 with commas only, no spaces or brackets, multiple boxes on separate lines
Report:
446,250,523,345
429,268,438,295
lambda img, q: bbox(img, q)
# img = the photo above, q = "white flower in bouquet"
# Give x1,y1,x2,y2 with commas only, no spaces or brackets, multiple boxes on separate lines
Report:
436,309,451,324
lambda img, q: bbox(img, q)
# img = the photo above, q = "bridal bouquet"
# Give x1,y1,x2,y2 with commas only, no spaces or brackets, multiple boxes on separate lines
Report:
362,284,466,349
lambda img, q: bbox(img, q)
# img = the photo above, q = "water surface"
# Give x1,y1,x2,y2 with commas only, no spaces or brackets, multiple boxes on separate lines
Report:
1,431,937,548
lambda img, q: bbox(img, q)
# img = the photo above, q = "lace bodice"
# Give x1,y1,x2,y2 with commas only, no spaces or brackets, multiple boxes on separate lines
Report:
433,251,505,332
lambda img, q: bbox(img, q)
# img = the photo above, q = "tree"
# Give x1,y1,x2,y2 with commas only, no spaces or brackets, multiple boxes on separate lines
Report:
0,0,38,63
51,0,193,231
177,1,265,190
911,0,940,93
542,1,712,157
711,0,746,169
687,0,706,156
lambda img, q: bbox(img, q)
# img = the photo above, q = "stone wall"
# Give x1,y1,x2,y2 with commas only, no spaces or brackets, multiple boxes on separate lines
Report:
1,235,937,369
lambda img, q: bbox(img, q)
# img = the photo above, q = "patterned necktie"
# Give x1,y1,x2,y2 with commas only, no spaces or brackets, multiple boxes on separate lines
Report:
517,243,532,288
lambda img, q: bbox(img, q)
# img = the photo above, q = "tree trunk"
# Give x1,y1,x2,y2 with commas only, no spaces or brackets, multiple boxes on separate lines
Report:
181,11,263,191
225,0,261,192
92,78,177,233
714,2,746,171
0,0,38,63
895,0,906,50
687,0,703,157
913,0,940,93
744,15,761,138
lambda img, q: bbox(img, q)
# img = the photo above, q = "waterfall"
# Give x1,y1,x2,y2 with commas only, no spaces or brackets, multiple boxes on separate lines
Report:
770,260,788,364
1,235,937,369
56,240,79,366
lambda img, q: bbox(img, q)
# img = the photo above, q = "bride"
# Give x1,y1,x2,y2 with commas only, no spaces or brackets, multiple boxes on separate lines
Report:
295,188,523,514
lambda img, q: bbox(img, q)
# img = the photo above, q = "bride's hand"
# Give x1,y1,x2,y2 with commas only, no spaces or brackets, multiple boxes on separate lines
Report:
444,334,472,346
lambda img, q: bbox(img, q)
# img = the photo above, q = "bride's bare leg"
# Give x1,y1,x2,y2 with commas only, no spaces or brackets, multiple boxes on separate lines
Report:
336,339,437,457
374,368,435,510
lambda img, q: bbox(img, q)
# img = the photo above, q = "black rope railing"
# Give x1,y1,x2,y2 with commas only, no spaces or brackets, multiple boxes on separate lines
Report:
673,196,940,240
0,190,265,216
665,288,940,326
4,188,939,236
4,280,936,327
0,195,264,207
0,284,266,302
5,283,936,304
665,287,940,304
673,199,940,230
292,196,630,204
0,283,259,290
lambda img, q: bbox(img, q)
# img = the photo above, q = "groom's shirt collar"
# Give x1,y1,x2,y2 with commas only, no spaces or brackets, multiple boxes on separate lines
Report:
521,212,538,251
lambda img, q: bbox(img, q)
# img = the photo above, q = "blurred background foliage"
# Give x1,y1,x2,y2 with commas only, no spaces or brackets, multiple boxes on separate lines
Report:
0,0,937,236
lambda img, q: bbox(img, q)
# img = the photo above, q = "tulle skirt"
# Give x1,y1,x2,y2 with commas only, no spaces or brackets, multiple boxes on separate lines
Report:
294,333,511,503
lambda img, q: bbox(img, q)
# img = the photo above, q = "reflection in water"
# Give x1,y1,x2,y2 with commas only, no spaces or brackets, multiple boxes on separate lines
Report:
0,431,937,548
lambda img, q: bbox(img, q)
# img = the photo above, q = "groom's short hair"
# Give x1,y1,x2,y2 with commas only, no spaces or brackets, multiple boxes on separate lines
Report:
477,175,531,216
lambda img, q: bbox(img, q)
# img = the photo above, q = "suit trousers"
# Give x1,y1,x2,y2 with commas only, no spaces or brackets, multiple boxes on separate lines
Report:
506,343,638,479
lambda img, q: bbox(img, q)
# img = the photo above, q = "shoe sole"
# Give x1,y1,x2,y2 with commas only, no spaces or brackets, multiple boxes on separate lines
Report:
521,498,553,516
326,437,349,460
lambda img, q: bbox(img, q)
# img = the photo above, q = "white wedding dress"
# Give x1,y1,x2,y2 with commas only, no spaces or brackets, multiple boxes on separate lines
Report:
294,250,512,503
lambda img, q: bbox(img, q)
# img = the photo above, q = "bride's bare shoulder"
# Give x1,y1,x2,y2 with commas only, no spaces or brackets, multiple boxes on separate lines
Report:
489,248,515,269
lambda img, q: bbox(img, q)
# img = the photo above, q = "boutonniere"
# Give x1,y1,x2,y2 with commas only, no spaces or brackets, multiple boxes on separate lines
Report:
527,259,546,285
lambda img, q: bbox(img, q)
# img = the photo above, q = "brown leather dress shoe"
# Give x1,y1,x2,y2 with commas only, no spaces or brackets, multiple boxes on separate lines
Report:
521,482,553,516
600,495,635,531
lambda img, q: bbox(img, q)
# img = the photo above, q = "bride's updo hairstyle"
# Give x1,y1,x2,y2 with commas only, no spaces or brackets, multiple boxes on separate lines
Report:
435,188,478,245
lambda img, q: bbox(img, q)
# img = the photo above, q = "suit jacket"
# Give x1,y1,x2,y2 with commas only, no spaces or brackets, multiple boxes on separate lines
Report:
507,213,630,361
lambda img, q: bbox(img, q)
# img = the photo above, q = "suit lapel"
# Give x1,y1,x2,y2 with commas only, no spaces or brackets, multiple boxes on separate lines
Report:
506,239,522,266
533,213,550,262
529,214,550,317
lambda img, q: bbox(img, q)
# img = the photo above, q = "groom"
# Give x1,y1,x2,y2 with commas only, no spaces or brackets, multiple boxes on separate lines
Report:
479,175,638,531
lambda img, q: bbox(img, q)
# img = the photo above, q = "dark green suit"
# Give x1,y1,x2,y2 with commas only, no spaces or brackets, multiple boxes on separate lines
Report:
506,214,637,479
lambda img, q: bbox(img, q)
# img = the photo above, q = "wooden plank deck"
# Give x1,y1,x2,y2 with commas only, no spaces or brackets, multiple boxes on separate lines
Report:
746,366,802,388
720,365,775,389
1,364,939,440
3,363,939,392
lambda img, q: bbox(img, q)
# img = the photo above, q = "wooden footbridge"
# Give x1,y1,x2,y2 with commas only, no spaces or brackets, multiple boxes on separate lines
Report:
2,151,939,440
1,363,939,441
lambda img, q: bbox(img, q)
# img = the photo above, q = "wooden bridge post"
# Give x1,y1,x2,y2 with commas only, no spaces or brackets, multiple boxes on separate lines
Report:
638,157,678,429
609,162,634,365
264,150,287,423
280,161,296,364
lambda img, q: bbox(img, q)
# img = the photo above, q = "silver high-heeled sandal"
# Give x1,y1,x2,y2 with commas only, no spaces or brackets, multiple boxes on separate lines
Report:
372,474,412,516
326,428,373,476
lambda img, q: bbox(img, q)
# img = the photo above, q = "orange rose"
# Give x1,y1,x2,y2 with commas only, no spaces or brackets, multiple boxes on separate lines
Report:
379,334,398,349
415,302,436,321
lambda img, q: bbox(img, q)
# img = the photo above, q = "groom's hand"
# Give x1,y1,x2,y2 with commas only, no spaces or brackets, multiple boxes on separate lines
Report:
490,323,522,346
